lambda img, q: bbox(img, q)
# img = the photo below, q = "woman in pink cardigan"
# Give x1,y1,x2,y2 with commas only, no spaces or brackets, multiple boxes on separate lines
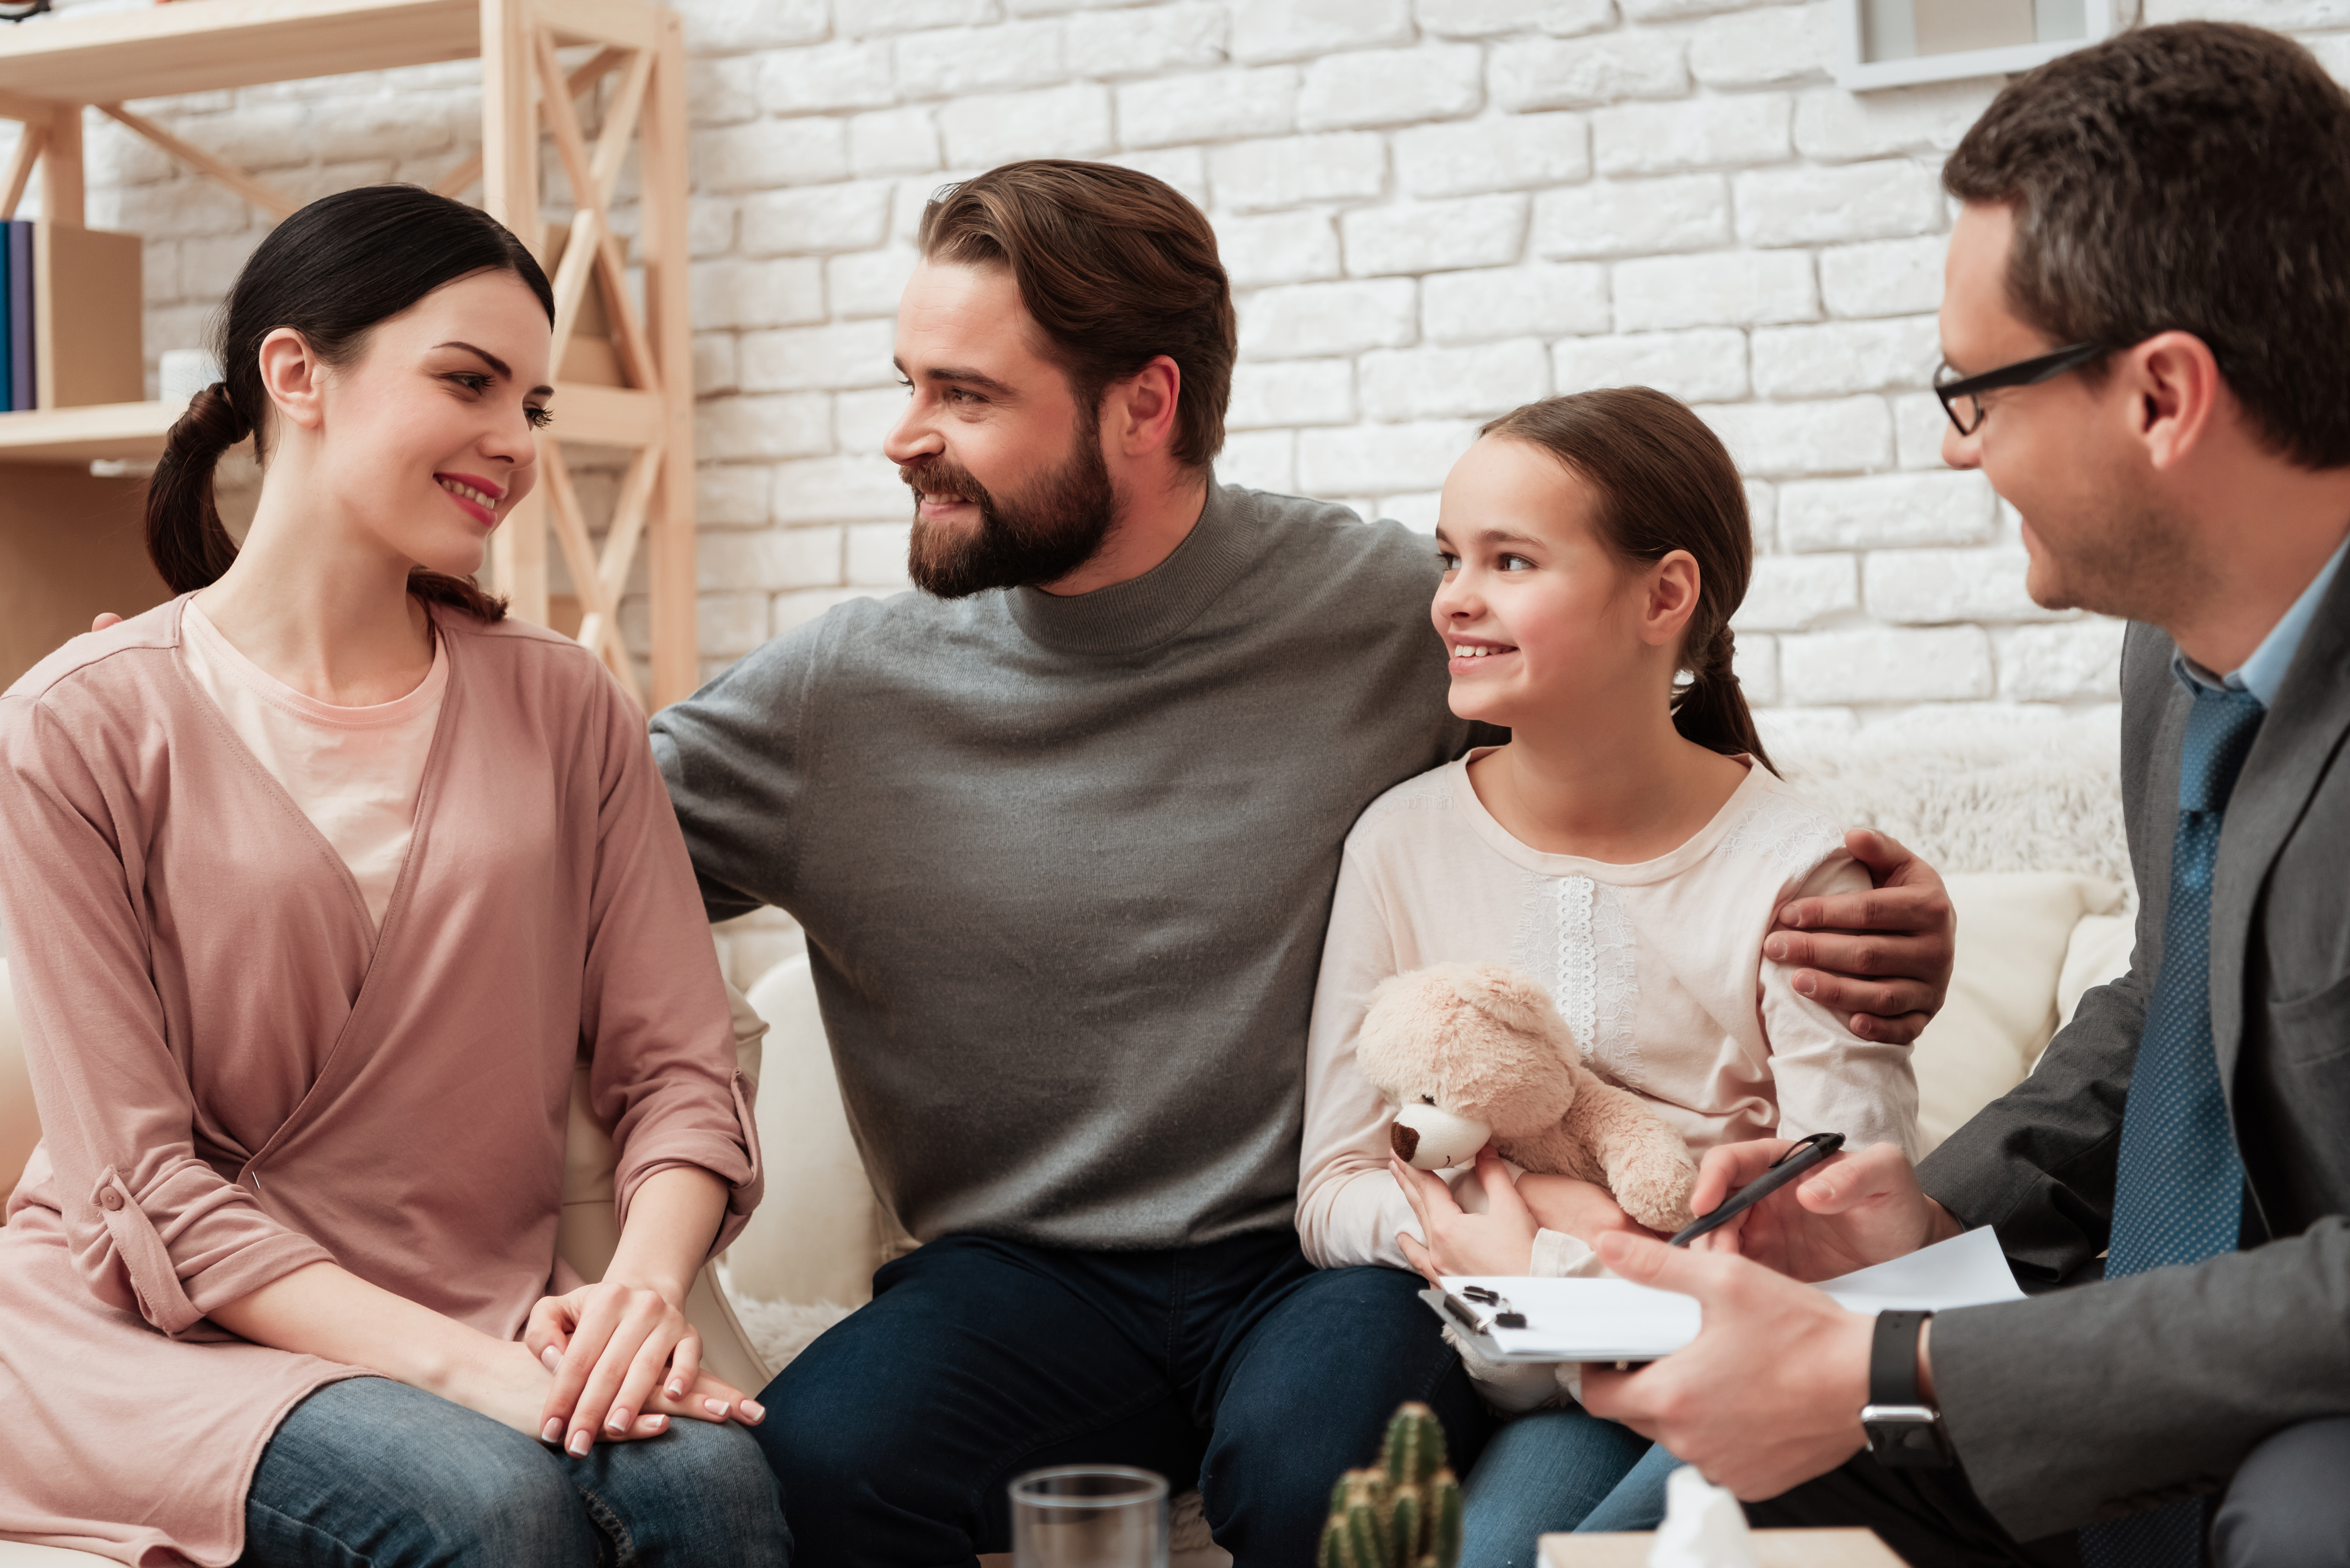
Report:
0,188,787,1565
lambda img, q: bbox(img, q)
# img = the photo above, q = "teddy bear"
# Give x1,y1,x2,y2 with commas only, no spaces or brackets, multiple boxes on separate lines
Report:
1358,961,1699,1235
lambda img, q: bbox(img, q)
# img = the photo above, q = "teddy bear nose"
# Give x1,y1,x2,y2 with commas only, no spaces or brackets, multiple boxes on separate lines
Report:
1391,1103,1493,1171
1420,1095,1435,1105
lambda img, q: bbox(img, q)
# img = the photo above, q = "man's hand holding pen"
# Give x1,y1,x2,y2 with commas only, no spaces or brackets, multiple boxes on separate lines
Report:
1579,1137,1956,1499
1682,1136,1967,1279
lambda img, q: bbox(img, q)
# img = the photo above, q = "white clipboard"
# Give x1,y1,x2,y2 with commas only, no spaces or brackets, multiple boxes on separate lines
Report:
1423,1227,2027,1363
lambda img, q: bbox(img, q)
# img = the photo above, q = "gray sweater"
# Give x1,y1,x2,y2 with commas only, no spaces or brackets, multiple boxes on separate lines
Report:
649,481,1478,1250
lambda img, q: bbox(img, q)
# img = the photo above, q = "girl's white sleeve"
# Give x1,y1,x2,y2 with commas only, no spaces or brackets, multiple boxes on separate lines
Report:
1444,1230,1608,1411
1757,852,1924,1160
1296,842,1479,1271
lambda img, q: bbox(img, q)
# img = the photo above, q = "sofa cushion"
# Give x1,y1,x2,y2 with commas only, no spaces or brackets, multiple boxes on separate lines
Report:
0,961,35,1215
728,955,886,1309
0,1541,116,1564
2058,912,2137,1031
1912,873,2128,1153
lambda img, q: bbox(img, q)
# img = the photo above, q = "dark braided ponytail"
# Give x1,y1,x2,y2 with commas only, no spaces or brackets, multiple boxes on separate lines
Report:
1672,622,1770,774
1480,387,1776,776
144,184,554,621
147,382,252,591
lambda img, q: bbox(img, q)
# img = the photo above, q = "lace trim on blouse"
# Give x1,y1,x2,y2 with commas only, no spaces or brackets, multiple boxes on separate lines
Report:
1512,872,1640,1087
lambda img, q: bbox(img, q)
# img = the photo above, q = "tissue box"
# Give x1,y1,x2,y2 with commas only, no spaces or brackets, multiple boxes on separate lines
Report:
1538,1530,1910,1566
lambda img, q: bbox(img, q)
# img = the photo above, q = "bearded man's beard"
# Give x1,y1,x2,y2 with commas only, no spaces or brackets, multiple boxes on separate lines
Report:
901,415,1118,599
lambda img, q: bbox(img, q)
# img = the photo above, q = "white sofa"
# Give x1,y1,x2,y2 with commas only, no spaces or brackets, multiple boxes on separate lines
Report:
0,716,2136,1565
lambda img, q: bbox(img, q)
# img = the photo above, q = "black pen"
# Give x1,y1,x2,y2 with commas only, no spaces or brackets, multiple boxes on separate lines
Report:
1667,1131,1846,1248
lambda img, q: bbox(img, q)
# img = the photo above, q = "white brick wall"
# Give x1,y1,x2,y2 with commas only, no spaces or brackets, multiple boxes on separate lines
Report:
32,0,2347,724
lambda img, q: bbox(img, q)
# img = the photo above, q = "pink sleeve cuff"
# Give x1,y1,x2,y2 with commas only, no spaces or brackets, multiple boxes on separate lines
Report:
89,1165,333,1337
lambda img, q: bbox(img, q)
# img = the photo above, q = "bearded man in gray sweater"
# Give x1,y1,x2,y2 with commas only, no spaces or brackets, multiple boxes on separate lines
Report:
648,161,1957,1567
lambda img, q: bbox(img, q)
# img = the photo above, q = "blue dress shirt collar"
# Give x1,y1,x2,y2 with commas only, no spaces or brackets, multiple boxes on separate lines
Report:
2174,532,2350,710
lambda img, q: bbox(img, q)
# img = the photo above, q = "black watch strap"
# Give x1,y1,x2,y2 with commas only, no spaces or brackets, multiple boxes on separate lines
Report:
1870,1309,1931,1406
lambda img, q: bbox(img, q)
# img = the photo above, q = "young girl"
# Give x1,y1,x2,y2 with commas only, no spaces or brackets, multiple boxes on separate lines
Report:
0,188,788,1566
1296,388,1920,1564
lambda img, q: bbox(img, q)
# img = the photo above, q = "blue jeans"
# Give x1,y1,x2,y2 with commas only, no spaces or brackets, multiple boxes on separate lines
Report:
1459,1410,1674,1567
751,1230,1498,1568
238,1376,792,1567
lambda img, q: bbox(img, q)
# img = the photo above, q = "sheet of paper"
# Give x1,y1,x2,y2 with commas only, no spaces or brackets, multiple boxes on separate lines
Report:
1815,1225,2025,1315
1437,1228,2025,1361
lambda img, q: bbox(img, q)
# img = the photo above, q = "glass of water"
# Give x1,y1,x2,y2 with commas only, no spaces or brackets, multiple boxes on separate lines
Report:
1009,1466,1169,1568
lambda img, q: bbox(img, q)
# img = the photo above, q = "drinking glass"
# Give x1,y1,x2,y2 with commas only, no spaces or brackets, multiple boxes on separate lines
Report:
1009,1465,1169,1568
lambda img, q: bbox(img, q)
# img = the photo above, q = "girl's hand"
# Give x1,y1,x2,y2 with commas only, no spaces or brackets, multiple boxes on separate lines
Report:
1514,1172,1662,1248
524,1277,758,1456
1390,1148,1539,1287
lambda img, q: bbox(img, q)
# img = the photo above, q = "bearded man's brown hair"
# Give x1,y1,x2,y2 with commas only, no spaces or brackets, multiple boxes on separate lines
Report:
917,160,1235,467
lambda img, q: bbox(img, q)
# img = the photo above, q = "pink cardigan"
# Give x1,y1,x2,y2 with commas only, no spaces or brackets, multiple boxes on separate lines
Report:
0,598,762,1566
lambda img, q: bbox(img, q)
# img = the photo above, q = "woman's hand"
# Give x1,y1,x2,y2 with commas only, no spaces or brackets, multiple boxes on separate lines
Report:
208,1260,681,1449
524,1276,751,1456
1514,1172,1662,1248
1391,1148,1540,1287
452,1338,675,1443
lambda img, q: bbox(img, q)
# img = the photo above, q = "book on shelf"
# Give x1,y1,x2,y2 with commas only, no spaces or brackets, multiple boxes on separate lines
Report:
0,221,11,412
0,221,142,414
5,221,32,414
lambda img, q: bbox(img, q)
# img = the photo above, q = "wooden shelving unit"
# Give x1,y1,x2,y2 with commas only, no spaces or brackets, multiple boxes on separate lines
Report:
0,0,697,708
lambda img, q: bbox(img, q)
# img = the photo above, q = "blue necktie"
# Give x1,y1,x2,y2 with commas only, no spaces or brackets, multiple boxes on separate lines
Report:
2079,682,2265,1568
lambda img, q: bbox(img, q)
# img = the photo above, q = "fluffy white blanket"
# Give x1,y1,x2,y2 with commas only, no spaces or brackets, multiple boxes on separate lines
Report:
1767,712,2130,888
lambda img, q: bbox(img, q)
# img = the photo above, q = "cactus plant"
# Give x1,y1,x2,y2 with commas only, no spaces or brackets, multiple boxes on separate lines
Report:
1382,1402,1447,1488
1319,1404,1465,1568
1389,1484,1423,1565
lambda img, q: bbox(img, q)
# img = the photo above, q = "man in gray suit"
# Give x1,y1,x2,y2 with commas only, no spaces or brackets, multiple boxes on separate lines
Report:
1572,22,2350,1568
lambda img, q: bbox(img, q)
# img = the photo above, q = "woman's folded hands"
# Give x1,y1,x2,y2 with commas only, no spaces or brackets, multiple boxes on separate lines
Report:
523,1273,766,1458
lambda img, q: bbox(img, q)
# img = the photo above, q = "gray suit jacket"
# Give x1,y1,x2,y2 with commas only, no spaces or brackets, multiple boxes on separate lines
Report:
1918,562,2350,1542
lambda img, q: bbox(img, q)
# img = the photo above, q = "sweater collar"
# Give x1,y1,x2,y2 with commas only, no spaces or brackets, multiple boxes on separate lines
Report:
1005,476,1254,656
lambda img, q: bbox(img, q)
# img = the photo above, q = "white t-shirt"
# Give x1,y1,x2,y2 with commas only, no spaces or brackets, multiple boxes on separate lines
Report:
178,598,447,932
1297,750,1922,1278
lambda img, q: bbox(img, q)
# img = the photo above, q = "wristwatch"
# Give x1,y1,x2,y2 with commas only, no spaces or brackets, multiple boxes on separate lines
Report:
1860,1309,1955,1469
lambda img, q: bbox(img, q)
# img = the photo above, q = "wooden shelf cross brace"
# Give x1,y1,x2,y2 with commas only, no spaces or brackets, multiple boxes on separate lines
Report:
94,103,299,222
0,121,43,221
540,431,661,706
431,45,630,203
531,30,658,404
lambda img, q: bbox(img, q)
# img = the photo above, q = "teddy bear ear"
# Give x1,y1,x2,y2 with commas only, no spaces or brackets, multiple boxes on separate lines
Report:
1451,963,1574,1045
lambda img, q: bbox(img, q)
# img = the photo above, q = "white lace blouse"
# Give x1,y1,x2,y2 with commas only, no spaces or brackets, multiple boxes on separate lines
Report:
1296,749,1922,1276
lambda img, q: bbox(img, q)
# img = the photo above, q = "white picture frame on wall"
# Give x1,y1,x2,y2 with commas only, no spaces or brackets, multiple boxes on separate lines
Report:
1835,0,2124,90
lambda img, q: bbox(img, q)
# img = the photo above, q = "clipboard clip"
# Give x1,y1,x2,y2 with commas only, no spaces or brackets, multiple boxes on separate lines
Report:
1442,1287,1527,1331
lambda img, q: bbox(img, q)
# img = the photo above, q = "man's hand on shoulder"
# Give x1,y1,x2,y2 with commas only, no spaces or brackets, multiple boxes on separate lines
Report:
1687,1137,1961,1283
1769,829,1955,1044
1579,1233,1875,1500
91,613,123,633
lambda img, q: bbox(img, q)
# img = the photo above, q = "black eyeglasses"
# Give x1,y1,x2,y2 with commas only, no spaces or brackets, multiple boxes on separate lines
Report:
1932,342,2109,436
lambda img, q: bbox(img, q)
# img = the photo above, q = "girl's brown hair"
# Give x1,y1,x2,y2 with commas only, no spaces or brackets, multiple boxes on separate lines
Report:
1481,387,1773,775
